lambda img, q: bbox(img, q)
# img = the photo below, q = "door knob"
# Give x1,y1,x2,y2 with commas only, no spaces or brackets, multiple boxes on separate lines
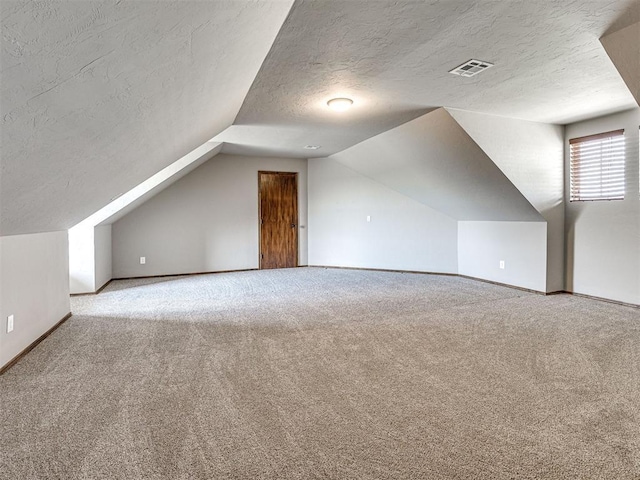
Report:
291,223,296,228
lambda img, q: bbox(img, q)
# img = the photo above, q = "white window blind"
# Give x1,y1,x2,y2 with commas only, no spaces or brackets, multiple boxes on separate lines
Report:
570,129,625,201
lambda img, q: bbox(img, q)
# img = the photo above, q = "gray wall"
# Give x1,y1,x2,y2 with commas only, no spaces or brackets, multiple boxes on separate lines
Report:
448,109,565,292
112,154,307,278
94,225,112,291
0,231,70,369
328,108,543,222
565,108,640,304
601,21,640,106
308,157,458,273
458,221,547,292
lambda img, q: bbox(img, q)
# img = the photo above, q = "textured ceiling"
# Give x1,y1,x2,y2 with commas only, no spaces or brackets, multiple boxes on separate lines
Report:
2,0,638,235
221,0,638,157
0,0,293,235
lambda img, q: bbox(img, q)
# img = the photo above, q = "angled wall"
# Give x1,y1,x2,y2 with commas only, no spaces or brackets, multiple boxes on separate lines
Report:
0,1,293,235
328,108,543,222
312,108,549,291
112,154,308,278
601,22,640,107
458,222,547,292
308,157,458,273
447,109,564,292
94,225,112,293
68,142,222,293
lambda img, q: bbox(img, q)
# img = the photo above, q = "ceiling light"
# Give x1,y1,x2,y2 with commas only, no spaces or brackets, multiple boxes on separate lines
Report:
449,59,494,77
327,97,353,112
304,145,321,150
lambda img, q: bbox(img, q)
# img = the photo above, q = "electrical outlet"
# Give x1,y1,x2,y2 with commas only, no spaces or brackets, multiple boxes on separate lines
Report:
366,215,371,222
7,315,14,333
499,260,505,269
140,256,146,265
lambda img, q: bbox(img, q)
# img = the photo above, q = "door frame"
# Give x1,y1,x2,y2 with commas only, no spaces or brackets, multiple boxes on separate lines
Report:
258,171,299,269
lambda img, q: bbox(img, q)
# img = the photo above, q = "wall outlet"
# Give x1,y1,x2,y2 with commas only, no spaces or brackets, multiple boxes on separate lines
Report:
140,256,146,265
7,315,14,333
499,260,505,269
366,215,371,222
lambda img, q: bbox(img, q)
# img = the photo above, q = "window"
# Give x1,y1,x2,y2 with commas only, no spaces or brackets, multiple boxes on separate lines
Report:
570,129,625,201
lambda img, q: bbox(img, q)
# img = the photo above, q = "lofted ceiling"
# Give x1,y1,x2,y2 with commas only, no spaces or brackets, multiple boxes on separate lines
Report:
218,0,639,158
1,0,638,235
0,0,294,235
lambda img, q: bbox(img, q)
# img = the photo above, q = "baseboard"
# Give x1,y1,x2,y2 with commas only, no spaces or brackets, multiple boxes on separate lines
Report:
113,268,259,281
95,279,112,294
0,312,73,375
116,267,639,307
458,275,546,295
311,266,549,296
70,279,113,297
559,291,639,309
308,265,458,276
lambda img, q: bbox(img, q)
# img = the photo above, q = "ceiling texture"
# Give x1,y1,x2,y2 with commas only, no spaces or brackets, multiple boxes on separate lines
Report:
1,0,638,235
219,0,639,158
1,0,294,235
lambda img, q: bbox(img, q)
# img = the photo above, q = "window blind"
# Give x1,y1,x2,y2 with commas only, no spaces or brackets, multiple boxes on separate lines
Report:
569,129,625,201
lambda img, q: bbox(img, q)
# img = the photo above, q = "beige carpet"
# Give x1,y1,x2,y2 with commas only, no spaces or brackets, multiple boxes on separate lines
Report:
1,267,639,479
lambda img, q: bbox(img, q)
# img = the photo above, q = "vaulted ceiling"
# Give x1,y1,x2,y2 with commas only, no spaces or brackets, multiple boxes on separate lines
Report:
1,0,294,235
1,0,638,235
218,0,639,157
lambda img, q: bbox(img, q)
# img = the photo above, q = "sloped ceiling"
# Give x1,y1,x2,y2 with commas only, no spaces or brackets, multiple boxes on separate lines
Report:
601,21,640,107
0,0,293,235
2,0,637,236
94,143,223,228
328,108,543,222
216,0,637,158
447,109,564,215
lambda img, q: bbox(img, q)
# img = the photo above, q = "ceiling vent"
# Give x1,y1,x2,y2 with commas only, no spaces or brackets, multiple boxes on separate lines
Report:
449,59,494,77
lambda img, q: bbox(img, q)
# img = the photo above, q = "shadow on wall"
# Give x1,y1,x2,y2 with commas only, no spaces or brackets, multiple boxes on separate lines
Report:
565,224,575,293
603,2,640,37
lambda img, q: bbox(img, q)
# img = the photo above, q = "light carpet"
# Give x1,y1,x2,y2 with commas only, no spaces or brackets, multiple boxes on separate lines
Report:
1,267,639,479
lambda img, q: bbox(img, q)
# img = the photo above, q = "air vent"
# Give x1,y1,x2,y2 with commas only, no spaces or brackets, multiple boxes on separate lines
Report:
449,59,494,77
304,145,321,150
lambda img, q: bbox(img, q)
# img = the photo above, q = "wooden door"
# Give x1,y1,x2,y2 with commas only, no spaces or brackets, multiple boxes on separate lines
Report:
259,172,298,269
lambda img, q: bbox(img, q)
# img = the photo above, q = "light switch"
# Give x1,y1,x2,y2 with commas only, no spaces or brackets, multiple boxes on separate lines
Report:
140,256,146,265
7,315,14,333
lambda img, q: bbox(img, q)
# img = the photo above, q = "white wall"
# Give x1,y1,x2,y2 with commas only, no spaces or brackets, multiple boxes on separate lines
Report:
458,221,548,292
0,231,70,369
308,157,458,273
448,109,565,292
69,225,113,294
112,154,308,278
94,225,112,291
69,226,95,294
565,108,640,305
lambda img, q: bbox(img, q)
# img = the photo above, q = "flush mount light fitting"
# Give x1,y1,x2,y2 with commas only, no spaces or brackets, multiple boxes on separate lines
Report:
327,97,353,111
304,145,321,150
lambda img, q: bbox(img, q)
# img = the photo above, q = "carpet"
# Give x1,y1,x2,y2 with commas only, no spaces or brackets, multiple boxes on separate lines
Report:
1,267,638,479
